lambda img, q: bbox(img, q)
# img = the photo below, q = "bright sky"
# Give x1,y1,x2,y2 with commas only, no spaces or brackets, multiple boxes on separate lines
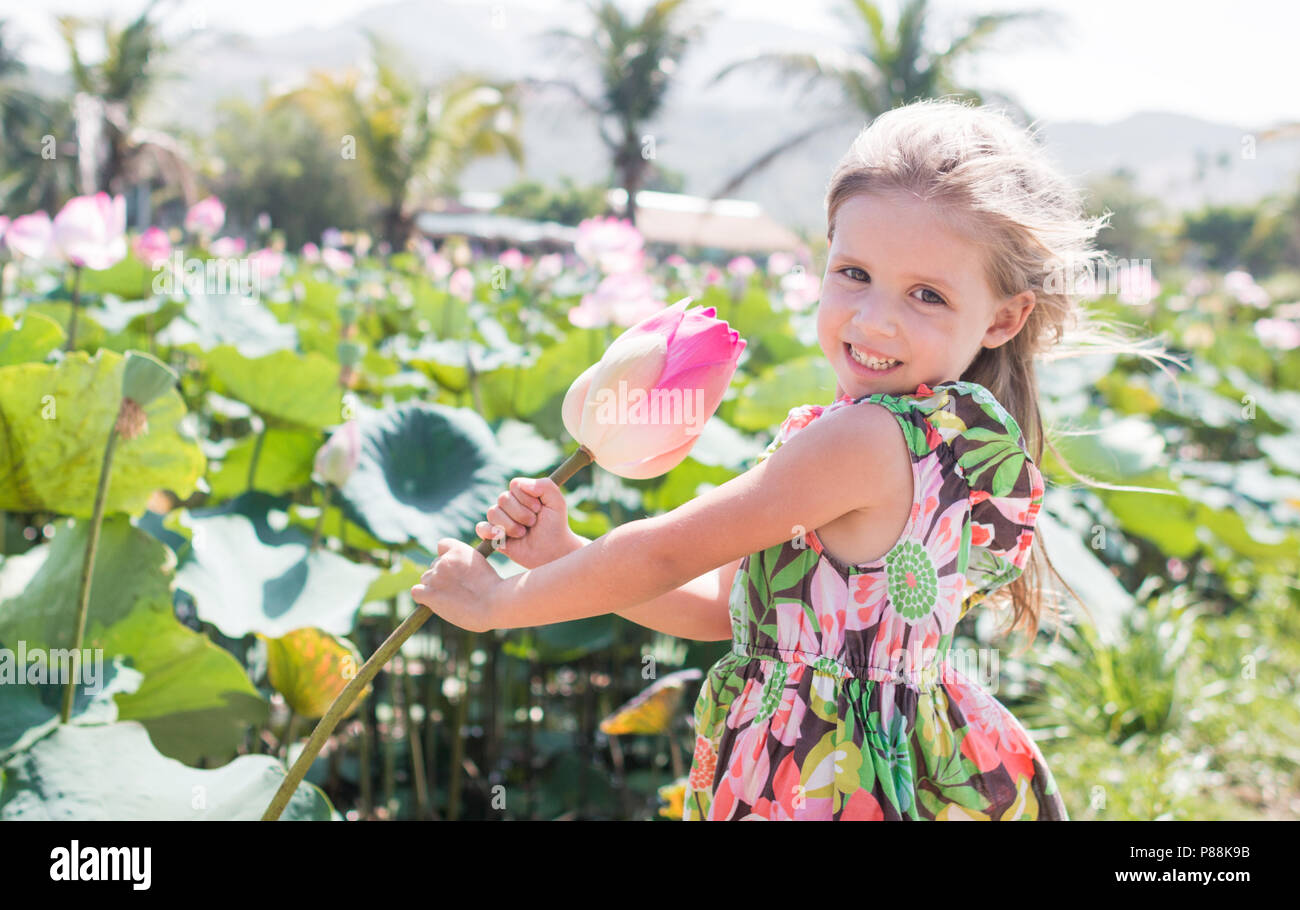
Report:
1,0,1293,130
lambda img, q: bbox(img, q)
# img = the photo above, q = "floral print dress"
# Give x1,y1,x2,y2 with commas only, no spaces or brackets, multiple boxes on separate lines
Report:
682,380,1067,821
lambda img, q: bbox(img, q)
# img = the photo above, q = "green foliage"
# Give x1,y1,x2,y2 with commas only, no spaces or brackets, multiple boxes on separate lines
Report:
495,177,609,225
211,95,368,247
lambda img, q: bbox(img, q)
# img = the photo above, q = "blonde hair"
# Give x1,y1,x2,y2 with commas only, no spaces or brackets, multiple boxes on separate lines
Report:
824,97,1188,653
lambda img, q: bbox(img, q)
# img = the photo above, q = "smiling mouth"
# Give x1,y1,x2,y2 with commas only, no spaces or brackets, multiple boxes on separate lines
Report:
845,343,903,370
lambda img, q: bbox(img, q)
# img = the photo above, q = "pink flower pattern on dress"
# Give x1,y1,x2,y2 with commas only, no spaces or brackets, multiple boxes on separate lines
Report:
682,381,1066,821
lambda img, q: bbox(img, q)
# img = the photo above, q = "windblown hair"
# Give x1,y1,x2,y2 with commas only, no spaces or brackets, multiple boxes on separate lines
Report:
824,97,1188,654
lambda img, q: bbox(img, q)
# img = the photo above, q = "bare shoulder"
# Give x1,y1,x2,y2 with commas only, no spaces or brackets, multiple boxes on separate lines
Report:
787,399,913,515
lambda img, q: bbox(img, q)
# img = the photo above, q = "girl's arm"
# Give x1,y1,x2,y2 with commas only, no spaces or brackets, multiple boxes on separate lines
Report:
489,401,904,631
563,532,738,640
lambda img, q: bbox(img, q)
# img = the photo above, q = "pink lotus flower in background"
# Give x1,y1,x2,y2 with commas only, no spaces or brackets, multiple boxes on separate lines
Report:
426,252,452,280
767,251,795,276
664,254,688,270
301,242,321,262
576,215,644,274
702,265,723,285
1116,261,1160,305
1254,317,1300,350
53,192,126,270
210,236,247,258
498,248,526,270
321,246,353,273
448,267,473,301
314,420,362,487
249,248,284,280
727,255,756,277
568,270,661,328
562,297,746,479
3,211,54,260
1183,274,1211,297
1223,270,1269,307
780,267,821,311
185,196,225,237
132,226,171,268
534,252,564,281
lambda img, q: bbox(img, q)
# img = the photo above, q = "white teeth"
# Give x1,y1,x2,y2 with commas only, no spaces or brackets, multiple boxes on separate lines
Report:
849,346,900,369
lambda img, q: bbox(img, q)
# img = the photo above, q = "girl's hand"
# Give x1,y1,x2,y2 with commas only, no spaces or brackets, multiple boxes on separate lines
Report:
476,477,580,569
410,538,505,633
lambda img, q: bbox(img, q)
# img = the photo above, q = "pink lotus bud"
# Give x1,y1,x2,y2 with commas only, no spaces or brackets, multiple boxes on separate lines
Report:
427,251,452,279
133,226,172,268
767,251,795,276
576,215,645,274
249,248,284,280
449,267,473,301
498,248,526,270
562,297,746,479
4,211,54,260
53,192,127,270
185,196,225,237
1254,317,1300,350
535,252,564,281
314,420,362,487
210,236,247,258
727,255,755,277
301,242,321,262
321,246,353,273
779,267,821,311
568,270,661,329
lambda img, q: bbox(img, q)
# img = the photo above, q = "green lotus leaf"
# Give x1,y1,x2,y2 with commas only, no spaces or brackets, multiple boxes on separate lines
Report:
0,517,267,765
155,292,297,357
0,722,332,820
732,355,836,432
262,626,370,719
334,400,514,553
0,658,142,763
0,312,64,366
174,492,382,638
0,349,205,517
206,344,344,429
207,427,319,501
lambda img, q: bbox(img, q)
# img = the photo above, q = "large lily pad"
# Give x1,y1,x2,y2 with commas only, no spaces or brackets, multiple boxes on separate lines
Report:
155,292,297,356
0,722,332,820
206,344,344,429
174,492,382,638
0,349,205,517
263,626,370,719
335,400,514,553
0,517,267,765
0,311,64,366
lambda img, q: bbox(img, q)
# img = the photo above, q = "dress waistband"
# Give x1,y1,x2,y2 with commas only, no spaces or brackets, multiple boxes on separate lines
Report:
731,642,944,691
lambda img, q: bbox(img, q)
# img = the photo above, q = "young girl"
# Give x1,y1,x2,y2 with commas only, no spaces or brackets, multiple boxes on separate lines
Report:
413,98,1179,820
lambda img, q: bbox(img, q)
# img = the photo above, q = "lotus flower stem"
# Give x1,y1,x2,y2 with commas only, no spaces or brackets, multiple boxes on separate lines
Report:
64,265,83,352
260,443,596,820
247,424,267,492
61,422,118,723
447,628,473,821
310,483,333,551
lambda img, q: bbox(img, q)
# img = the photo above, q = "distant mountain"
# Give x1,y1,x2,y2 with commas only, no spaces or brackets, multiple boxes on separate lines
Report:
45,0,1300,233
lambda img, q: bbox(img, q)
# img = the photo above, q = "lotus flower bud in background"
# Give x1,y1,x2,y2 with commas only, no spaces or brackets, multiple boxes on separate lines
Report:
53,193,126,270
575,215,645,274
210,236,247,258
301,242,321,262
562,297,745,479
314,420,362,487
321,246,354,274
133,226,172,268
3,211,54,260
185,196,225,238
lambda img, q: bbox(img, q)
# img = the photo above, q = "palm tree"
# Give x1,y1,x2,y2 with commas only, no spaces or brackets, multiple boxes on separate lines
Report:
529,0,712,226
0,19,80,213
706,0,1061,200
273,32,524,249
57,0,200,205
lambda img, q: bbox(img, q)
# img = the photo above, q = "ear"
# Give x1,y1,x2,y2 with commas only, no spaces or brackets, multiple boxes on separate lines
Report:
981,290,1035,349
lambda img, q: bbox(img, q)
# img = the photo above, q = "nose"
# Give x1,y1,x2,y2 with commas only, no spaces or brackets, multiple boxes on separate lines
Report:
850,289,899,338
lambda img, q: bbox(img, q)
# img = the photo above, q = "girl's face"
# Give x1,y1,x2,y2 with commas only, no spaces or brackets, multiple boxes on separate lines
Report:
816,189,1035,400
